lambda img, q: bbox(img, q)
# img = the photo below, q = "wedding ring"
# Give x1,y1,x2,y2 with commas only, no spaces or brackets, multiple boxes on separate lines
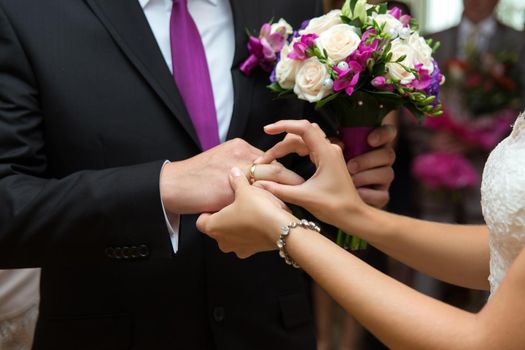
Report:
249,164,257,184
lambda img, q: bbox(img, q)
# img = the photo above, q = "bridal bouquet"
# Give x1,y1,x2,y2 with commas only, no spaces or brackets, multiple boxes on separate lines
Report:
242,0,445,250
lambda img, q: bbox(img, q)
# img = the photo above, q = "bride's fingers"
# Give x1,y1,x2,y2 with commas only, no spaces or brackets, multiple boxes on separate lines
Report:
264,120,332,160
196,213,212,234
255,134,309,164
258,187,293,213
251,162,305,185
255,180,306,207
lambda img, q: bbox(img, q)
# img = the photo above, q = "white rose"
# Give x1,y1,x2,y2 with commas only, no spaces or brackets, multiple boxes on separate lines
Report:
373,13,403,37
317,24,361,63
300,10,342,35
271,18,293,37
385,38,416,84
408,33,434,73
275,44,301,89
294,57,332,103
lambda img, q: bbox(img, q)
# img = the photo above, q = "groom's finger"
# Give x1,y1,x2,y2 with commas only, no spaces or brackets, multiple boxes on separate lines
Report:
251,163,305,185
347,146,396,175
368,124,397,147
357,187,390,209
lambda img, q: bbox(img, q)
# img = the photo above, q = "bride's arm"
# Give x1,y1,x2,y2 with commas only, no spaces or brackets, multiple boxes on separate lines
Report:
257,120,489,290
339,206,489,290
197,165,525,350
285,224,525,350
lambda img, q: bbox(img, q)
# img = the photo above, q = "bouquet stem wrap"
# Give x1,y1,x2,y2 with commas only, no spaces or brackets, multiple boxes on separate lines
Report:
337,127,374,250
324,92,396,250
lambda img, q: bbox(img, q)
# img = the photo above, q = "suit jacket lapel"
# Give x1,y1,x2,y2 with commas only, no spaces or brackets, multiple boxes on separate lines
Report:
84,0,200,148
226,0,261,141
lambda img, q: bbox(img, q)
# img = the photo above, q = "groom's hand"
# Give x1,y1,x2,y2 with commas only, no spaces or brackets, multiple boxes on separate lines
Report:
160,138,304,214
346,125,397,209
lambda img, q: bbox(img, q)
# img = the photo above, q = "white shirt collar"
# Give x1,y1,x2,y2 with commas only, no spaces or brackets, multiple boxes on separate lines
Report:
461,16,497,37
139,0,218,9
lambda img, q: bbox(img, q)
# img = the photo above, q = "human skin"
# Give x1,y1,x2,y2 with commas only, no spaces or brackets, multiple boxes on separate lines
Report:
196,119,525,350
160,124,397,215
463,0,499,24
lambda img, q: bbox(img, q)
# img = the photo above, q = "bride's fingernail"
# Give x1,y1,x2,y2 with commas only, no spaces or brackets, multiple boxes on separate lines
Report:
264,123,274,129
254,156,263,164
231,167,242,177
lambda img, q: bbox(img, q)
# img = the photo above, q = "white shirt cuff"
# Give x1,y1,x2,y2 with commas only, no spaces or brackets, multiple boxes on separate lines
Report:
160,161,180,253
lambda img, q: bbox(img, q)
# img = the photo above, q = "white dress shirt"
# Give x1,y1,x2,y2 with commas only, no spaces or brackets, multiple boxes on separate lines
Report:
0,269,39,321
139,0,235,252
458,16,497,58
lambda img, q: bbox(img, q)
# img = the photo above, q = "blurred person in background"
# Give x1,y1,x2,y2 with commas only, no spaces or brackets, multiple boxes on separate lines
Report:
0,269,39,350
404,0,524,312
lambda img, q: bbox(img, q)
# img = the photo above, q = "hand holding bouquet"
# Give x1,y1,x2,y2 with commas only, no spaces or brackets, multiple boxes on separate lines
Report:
242,0,445,249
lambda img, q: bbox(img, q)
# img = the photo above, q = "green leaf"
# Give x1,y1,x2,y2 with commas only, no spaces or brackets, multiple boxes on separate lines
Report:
405,104,426,123
395,54,407,63
346,18,363,28
315,92,342,110
342,0,352,17
267,82,283,93
378,3,388,14
267,82,293,97
422,95,436,104
341,15,352,25
350,0,358,11
432,41,441,53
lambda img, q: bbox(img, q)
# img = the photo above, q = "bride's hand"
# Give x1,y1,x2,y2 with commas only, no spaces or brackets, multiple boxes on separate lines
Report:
254,120,367,229
197,167,297,258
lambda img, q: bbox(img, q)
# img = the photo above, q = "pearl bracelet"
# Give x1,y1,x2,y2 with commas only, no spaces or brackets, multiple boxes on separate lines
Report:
277,219,321,268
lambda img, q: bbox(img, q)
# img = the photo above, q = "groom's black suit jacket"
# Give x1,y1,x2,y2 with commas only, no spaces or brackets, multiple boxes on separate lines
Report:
0,0,328,349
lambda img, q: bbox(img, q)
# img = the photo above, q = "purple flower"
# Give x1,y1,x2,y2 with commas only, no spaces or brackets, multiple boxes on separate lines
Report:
400,15,411,27
288,33,319,61
301,33,318,47
299,19,310,31
371,76,386,88
406,64,432,90
423,61,442,107
347,29,379,67
388,7,402,19
371,75,394,92
334,61,363,96
288,41,308,60
241,22,288,75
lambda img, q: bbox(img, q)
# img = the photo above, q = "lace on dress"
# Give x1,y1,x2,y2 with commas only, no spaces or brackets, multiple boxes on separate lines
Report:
481,112,525,295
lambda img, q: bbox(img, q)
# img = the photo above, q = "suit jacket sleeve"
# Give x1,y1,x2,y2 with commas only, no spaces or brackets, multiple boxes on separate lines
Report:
0,5,174,268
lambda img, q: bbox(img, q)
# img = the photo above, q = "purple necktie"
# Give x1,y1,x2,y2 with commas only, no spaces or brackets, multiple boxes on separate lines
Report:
170,0,220,150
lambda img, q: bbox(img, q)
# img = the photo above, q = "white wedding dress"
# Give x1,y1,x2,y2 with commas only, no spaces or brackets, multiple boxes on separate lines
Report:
481,112,525,295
